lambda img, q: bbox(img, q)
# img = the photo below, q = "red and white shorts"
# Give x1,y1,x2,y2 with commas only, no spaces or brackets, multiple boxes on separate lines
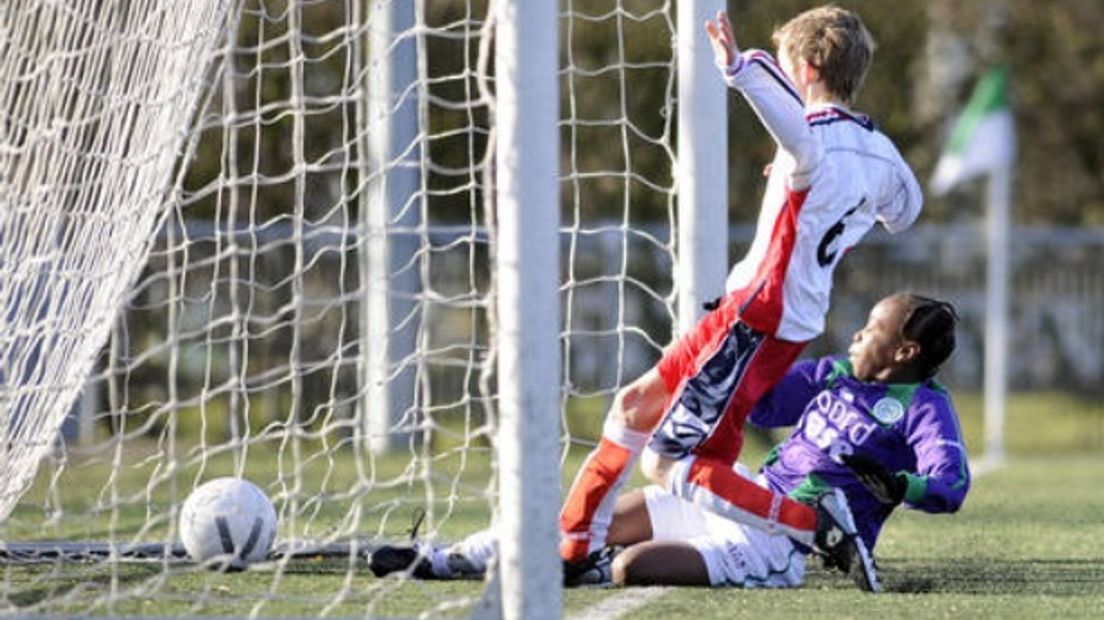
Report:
649,293,805,464
643,464,806,588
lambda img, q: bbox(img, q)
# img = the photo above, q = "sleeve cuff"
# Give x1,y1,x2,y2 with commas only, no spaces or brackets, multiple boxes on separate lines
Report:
901,473,928,505
719,53,746,85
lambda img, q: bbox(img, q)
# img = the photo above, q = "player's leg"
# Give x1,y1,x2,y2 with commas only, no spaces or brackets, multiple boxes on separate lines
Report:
375,484,666,582
558,367,670,564
652,450,819,545
651,408,877,589
642,323,820,543
608,484,714,585
612,541,711,586
644,343,879,592
654,453,877,591
604,488,654,546
612,532,806,588
369,527,497,580
559,300,728,583
612,481,804,588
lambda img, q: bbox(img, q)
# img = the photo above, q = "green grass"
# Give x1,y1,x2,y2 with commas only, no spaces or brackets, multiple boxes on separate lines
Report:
630,454,1104,619
1,391,1102,617
953,391,1104,455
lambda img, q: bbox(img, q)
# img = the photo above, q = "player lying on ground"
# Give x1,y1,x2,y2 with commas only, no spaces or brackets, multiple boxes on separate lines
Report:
557,4,923,592
371,293,969,590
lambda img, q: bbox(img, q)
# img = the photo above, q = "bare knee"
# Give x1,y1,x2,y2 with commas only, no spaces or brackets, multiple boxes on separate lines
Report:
610,546,636,586
612,542,711,587
610,370,669,432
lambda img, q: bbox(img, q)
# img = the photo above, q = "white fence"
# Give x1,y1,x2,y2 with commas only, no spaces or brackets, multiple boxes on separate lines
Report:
563,222,1104,396
62,222,1104,444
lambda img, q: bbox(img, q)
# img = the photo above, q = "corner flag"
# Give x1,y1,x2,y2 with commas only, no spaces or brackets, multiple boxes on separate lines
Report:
930,66,1015,196
930,66,1017,473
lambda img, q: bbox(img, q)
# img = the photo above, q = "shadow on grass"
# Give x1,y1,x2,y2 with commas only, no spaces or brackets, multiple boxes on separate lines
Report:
5,562,165,609
804,557,1104,595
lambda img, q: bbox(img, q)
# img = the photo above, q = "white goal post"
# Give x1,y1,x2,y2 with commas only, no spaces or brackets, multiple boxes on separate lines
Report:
0,0,726,617
493,0,561,616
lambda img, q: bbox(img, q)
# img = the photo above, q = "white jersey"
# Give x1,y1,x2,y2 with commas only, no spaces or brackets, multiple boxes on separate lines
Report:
721,50,922,342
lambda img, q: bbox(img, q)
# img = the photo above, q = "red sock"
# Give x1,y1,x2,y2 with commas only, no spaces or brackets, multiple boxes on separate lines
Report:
673,456,817,545
559,436,638,561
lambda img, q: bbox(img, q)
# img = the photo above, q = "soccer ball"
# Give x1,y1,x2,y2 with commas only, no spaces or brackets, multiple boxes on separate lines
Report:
179,477,277,570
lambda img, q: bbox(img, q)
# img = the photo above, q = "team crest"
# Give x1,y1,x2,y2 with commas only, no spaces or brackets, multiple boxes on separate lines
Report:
871,397,905,426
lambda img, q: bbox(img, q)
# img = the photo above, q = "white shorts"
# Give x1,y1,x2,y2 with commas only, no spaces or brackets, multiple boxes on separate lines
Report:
642,465,806,588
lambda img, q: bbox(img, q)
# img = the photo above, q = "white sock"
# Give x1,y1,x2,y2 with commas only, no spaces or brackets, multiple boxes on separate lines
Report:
446,527,499,575
424,544,454,578
601,417,650,452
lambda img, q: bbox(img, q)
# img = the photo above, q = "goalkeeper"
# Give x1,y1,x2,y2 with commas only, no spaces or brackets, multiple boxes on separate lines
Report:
558,4,922,591
371,293,969,590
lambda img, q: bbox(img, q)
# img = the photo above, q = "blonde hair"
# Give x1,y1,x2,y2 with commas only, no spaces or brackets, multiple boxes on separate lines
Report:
771,5,875,105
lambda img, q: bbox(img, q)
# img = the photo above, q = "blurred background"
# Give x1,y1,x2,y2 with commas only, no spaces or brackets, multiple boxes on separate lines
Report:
547,0,1104,454
53,0,1104,466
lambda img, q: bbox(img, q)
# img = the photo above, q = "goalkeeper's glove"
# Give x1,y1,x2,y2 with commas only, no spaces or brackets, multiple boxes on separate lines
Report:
841,453,907,505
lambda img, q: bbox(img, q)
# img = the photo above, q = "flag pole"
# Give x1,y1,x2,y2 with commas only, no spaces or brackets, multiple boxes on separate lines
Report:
981,164,1010,471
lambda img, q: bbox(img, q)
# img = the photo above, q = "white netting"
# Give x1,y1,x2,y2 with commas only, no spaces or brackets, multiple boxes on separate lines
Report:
0,0,678,615
0,0,231,521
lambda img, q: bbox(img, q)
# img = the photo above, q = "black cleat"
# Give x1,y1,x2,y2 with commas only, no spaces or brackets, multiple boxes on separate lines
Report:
814,488,880,593
562,547,615,588
369,544,436,579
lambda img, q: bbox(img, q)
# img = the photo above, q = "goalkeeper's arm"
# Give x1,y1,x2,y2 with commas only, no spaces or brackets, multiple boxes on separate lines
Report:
852,398,970,514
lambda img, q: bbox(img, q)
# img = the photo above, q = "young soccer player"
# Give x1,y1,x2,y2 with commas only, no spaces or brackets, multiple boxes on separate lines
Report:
558,5,922,591
609,293,967,588
370,294,968,592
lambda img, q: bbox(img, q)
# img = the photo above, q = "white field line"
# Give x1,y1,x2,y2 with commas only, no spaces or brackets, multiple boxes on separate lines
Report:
569,586,671,620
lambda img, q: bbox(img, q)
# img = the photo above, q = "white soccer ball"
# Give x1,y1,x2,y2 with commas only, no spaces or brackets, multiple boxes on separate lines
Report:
179,477,277,570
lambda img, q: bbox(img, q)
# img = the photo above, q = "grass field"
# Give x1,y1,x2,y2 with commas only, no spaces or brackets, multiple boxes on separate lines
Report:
1,392,1102,617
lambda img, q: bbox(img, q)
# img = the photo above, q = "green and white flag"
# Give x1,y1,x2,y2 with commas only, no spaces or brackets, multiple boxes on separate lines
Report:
930,66,1015,196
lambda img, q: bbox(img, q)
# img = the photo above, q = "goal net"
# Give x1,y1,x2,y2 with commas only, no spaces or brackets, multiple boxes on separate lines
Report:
0,0,687,616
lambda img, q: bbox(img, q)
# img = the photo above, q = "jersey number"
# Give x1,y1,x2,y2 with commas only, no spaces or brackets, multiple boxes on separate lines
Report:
816,199,865,267
804,410,855,463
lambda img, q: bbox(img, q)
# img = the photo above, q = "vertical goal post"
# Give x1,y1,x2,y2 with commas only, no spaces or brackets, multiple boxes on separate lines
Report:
494,0,562,617
362,0,421,455
677,0,729,334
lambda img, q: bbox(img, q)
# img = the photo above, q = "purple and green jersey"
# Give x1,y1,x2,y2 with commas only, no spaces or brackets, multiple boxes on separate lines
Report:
749,356,970,551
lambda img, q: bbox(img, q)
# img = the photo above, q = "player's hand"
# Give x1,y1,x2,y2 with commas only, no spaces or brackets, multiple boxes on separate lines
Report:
841,454,907,505
704,11,739,71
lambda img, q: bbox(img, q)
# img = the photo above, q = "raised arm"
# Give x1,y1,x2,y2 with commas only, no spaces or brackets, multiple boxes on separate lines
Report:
705,11,821,190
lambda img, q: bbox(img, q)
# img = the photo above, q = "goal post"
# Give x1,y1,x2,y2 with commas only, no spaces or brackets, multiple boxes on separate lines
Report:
493,0,562,615
361,0,421,454
677,0,729,332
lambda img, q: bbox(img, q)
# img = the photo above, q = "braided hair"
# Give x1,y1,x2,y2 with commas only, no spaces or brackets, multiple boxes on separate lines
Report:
899,294,959,379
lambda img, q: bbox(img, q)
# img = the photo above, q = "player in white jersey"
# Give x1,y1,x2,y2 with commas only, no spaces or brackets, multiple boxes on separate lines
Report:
558,5,922,590
723,56,922,341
